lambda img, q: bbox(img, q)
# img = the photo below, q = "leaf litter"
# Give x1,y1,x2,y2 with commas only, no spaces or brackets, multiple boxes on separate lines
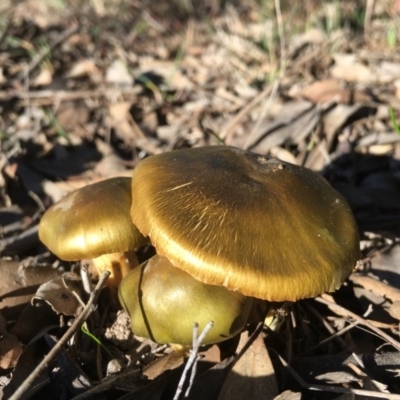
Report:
1,1,400,399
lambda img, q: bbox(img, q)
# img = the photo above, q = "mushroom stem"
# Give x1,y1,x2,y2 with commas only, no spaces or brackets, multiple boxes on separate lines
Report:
90,250,139,287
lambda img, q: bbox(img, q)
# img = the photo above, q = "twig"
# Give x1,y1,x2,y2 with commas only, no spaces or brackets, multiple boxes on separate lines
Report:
364,0,376,39
274,0,286,76
9,271,110,400
302,300,349,352
300,304,373,356
276,351,400,399
242,80,280,150
16,24,78,82
242,0,285,150
315,295,400,352
173,321,214,400
222,85,273,146
80,264,93,295
0,87,142,103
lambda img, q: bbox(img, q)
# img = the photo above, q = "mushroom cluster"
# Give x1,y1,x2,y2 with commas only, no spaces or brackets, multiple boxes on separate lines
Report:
119,146,360,345
37,146,360,346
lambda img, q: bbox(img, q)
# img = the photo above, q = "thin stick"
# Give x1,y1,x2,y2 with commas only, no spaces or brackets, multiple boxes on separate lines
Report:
299,321,358,357
173,321,214,400
9,271,110,400
0,87,142,102
222,85,273,146
315,295,400,352
299,302,374,356
276,352,400,399
16,24,78,82
242,0,285,150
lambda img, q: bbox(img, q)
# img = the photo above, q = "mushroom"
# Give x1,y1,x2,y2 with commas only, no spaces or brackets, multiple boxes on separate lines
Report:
39,177,147,286
129,146,360,302
118,254,253,345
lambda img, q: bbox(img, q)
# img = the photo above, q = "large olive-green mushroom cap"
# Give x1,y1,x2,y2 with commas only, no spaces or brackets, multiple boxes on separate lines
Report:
39,177,147,260
130,146,360,302
118,254,253,345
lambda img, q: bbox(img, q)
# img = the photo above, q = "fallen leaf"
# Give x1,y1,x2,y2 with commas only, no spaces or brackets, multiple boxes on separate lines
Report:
273,390,302,400
109,102,138,143
55,102,90,132
0,313,23,369
66,58,102,82
218,330,279,400
32,272,83,316
331,54,376,83
246,101,315,153
350,274,400,303
322,104,377,147
297,79,351,104
0,258,61,317
106,59,134,86
11,302,60,344
375,61,400,83
143,351,185,380
32,66,53,87
388,301,400,320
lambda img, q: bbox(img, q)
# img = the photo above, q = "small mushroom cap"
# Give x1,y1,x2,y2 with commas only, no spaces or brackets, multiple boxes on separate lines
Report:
118,255,253,345
130,146,360,302
39,177,147,260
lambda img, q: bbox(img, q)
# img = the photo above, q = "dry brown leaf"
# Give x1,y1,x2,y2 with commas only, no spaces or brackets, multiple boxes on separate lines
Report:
32,272,83,316
331,54,376,83
273,390,302,400
388,301,400,320
218,330,278,400
138,57,193,90
0,259,61,314
93,139,127,176
375,61,400,83
13,0,68,28
289,28,325,52
201,344,221,364
106,60,133,86
42,170,134,203
0,313,23,369
66,59,102,82
109,102,141,144
143,351,185,380
297,79,351,104
394,79,400,101
0,259,31,311
347,362,390,393
247,101,315,154
32,67,53,87
370,244,400,288
269,147,298,165
350,274,400,304
322,104,376,146
55,102,90,132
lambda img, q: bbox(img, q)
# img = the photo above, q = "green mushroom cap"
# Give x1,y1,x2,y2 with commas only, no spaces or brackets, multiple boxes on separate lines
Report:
118,255,253,345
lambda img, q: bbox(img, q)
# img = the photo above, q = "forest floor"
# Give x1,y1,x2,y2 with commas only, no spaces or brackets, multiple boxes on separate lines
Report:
1,0,400,399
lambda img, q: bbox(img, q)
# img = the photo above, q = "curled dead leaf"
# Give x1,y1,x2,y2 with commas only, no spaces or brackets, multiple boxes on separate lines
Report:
32,272,84,316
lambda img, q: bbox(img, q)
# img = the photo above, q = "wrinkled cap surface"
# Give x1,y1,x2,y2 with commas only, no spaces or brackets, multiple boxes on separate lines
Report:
118,255,252,345
39,177,146,260
130,146,360,302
